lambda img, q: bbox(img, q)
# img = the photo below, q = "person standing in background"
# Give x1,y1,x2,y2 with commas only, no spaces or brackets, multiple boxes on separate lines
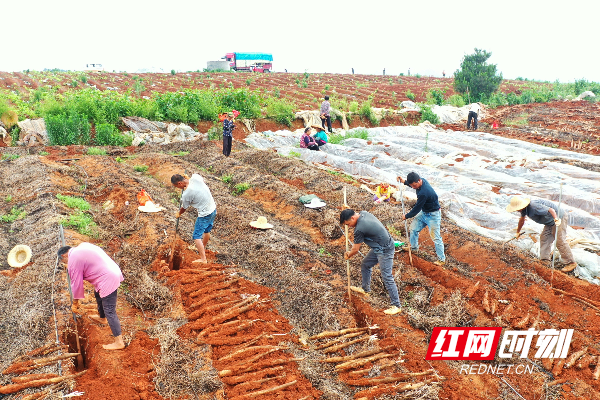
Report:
222,112,235,157
320,95,332,133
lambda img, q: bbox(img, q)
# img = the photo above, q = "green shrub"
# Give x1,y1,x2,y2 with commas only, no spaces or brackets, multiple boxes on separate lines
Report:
359,100,378,125
134,165,149,172
171,69,176,75
448,94,465,107
233,183,251,196
419,104,440,124
349,101,359,113
62,211,97,237
426,89,445,106
5,195,13,202
221,174,233,184
216,88,261,119
329,128,369,145
405,90,416,101
46,113,91,145
266,98,295,126
207,124,222,140
289,151,301,158
1,206,26,223
1,154,19,160
454,48,503,102
87,147,107,155
56,194,90,210
39,151,49,156
95,123,125,146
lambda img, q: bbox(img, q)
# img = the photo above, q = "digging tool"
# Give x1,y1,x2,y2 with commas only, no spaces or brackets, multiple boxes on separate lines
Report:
502,236,518,251
168,191,184,270
343,187,351,301
551,182,564,287
337,224,364,257
60,225,84,370
398,184,413,267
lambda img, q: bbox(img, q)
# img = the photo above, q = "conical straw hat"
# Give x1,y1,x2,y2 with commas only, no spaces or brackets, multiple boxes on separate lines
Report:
506,196,530,213
7,245,32,268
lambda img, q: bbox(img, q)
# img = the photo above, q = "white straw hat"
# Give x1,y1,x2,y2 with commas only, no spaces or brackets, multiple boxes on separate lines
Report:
138,201,165,213
250,216,273,229
506,196,530,213
305,198,326,209
7,245,32,268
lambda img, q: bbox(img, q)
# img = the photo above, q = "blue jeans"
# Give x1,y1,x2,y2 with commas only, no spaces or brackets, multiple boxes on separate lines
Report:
409,210,445,261
361,248,400,307
193,209,217,240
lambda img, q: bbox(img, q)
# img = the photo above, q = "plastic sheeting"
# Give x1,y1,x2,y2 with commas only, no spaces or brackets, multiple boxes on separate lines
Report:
245,125,600,284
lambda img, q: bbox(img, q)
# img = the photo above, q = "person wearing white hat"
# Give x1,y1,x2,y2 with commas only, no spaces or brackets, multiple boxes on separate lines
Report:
58,243,125,350
506,196,577,272
171,173,217,264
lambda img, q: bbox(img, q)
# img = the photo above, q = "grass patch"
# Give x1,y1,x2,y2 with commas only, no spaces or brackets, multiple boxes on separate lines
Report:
168,151,190,156
5,195,13,202
87,147,107,155
39,151,49,156
233,182,251,196
288,150,301,158
134,165,149,173
503,113,529,126
62,211,97,237
56,194,90,211
1,154,20,160
326,169,356,183
1,206,26,223
328,128,369,145
221,174,233,184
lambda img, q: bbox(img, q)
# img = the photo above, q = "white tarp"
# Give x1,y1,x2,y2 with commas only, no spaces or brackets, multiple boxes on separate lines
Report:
246,124,600,284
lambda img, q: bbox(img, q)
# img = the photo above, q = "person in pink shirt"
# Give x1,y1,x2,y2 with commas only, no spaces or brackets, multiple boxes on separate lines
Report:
58,242,125,350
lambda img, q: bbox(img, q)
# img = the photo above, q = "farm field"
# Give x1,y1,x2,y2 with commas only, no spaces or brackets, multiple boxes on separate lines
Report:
1,71,600,400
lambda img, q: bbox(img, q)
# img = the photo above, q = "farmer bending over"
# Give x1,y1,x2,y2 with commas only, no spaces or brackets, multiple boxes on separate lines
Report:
340,209,401,315
506,196,577,272
398,172,445,266
171,173,217,264
58,243,125,350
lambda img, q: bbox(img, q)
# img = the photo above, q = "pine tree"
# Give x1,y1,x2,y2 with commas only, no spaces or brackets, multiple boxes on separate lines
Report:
453,49,503,102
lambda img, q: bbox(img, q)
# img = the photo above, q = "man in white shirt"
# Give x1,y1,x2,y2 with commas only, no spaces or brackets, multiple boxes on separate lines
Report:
467,102,481,130
171,173,217,264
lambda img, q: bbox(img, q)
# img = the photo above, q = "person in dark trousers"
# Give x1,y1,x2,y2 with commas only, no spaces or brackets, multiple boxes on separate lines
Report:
320,95,332,133
466,103,481,130
340,209,401,315
58,243,125,350
222,112,235,156
397,172,445,266
300,127,320,151
352,68,354,74
506,196,577,272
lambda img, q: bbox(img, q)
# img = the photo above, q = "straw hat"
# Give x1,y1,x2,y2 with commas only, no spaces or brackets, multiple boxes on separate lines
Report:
250,216,273,229
506,196,530,213
305,198,326,209
138,201,165,213
7,245,32,268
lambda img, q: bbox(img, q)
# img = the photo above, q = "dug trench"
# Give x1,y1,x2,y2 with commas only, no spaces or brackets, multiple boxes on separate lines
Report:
1,140,600,399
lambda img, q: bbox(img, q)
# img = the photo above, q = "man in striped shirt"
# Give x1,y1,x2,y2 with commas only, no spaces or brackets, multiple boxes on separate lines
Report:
320,96,332,133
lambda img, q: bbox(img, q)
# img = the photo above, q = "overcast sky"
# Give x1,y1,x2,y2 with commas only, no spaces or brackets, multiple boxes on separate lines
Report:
3,0,599,82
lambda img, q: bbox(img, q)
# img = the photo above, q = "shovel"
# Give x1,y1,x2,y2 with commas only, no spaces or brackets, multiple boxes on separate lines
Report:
168,192,183,270
398,184,413,267
60,225,84,370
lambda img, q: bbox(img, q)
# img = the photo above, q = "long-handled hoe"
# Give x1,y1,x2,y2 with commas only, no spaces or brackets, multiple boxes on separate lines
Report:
399,185,413,267
168,191,183,270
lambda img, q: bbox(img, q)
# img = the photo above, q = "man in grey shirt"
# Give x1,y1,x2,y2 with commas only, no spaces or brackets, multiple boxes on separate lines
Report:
340,209,401,315
171,173,217,264
506,196,577,272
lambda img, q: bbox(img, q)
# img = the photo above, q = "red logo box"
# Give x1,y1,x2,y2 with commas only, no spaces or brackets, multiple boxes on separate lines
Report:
426,327,502,360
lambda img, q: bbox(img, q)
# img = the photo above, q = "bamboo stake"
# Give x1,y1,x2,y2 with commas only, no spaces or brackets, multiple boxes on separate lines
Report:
344,186,352,303
309,327,370,340
550,182,563,286
335,353,394,371
0,371,86,394
323,336,369,354
399,183,413,267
